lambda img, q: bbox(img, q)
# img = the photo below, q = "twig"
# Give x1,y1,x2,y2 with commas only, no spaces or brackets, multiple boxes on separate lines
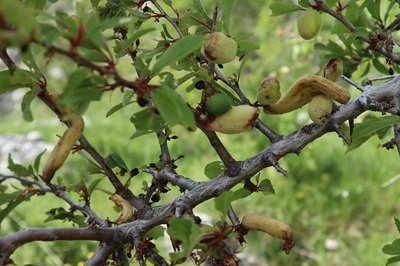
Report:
0,174,107,226
342,75,364,92
150,0,183,38
198,125,241,176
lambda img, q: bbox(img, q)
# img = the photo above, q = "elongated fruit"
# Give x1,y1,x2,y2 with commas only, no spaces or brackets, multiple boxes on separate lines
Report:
297,9,321,40
263,75,350,114
204,32,238,64
207,105,259,134
308,94,333,124
206,93,232,116
242,213,294,253
257,77,281,105
42,113,84,182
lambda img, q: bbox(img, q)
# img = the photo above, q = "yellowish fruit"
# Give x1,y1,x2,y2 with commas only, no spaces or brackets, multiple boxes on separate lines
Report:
207,105,259,134
322,58,343,82
204,32,237,64
297,9,322,40
257,76,281,105
242,214,292,240
308,94,333,124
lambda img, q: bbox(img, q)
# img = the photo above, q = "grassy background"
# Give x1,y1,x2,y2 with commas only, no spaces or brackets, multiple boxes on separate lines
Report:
1,0,400,265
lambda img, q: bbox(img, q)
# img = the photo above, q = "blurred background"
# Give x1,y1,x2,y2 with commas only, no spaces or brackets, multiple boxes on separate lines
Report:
1,0,399,265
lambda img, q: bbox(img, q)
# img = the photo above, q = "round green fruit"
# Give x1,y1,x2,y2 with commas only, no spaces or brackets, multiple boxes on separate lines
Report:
297,9,321,40
204,32,238,64
205,93,232,116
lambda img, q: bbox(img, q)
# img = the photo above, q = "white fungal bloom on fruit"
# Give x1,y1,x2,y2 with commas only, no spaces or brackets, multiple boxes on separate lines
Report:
204,32,238,64
207,105,259,134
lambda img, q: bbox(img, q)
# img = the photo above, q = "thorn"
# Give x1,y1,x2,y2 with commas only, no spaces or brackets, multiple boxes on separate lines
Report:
334,125,351,145
267,155,288,177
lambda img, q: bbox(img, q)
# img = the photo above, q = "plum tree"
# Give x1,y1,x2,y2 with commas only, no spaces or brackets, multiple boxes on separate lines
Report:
1,1,400,265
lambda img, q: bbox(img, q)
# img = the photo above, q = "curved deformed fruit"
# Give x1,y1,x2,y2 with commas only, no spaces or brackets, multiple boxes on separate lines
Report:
263,75,350,114
204,32,238,64
322,58,343,82
297,9,322,40
206,93,232,116
42,112,84,182
257,77,281,105
308,94,333,124
207,105,259,134
242,213,294,253
111,193,135,224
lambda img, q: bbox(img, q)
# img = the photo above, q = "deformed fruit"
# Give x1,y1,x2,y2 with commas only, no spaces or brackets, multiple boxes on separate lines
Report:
205,93,232,116
308,94,333,124
297,9,322,40
207,105,259,134
204,32,238,64
263,75,350,114
257,76,281,105
242,213,292,240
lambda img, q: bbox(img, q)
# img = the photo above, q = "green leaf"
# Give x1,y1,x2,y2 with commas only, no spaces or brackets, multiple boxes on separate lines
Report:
214,191,232,220
365,0,381,21
122,90,134,107
168,217,202,261
259,179,275,195
386,256,400,266
21,86,40,122
114,28,155,58
8,154,32,177
129,108,166,139
0,69,34,95
372,57,388,74
0,197,28,225
33,149,47,173
231,188,251,202
146,225,165,240
25,0,47,10
151,35,206,76
150,86,196,128
269,3,303,16
0,191,21,206
106,103,124,117
105,153,128,171
395,217,400,234
90,0,100,7
87,177,103,196
347,116,400,152
217,0,236,33
45,207,86,227
204,161,225,179
383,239,400,255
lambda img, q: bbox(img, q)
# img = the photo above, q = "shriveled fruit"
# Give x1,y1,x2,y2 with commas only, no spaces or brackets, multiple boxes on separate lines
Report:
204,32,237,64
257,77,281,105
111,193,135,224
263,75,350,114
207,105,259,134
242,213,292,240
42,112,84,182
322,58,343,82
242,213,294,254
297,9,321,40
308,94,333,124
205,93,232,116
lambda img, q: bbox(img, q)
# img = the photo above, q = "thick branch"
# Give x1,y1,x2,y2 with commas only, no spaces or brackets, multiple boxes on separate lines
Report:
0,227,119,265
